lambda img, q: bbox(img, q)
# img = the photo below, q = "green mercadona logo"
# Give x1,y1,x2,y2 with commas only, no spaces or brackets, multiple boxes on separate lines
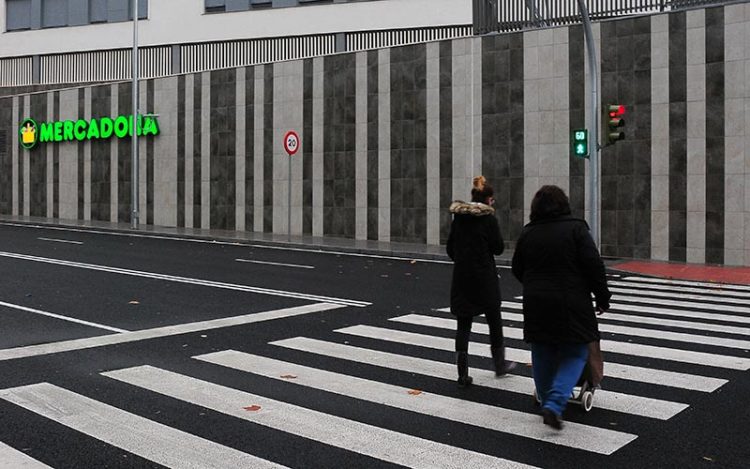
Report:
19,114,159,150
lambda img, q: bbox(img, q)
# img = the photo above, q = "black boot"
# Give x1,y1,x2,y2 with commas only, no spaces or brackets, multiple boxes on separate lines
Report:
491,346,517,376
456,351,473,387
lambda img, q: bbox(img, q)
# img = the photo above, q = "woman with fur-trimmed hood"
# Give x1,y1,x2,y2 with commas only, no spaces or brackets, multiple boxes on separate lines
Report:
447,176,516,388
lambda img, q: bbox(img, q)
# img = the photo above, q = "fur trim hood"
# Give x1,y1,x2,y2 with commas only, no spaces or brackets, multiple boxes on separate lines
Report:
449,200,495,216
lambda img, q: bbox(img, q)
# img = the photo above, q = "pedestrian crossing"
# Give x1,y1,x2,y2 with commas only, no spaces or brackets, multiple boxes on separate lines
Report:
1,274,749,468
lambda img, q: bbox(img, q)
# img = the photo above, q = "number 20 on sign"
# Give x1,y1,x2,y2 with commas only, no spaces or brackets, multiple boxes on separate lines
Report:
284,130,300,156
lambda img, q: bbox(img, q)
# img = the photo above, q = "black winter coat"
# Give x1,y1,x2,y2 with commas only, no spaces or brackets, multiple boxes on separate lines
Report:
447,201,504,317
511,215,610,344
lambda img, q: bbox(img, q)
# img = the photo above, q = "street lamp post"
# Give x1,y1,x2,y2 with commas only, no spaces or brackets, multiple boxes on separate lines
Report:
131,0,140,229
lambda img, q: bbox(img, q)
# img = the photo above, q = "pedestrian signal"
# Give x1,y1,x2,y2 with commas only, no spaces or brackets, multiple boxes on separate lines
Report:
571,129,589,158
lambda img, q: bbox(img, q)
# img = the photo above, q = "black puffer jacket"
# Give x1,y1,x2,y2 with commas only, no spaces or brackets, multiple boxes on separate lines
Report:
447,201,504,318
511,215,610,344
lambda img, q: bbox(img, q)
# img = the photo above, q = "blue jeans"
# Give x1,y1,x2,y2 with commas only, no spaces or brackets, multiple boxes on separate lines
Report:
531,343,589,416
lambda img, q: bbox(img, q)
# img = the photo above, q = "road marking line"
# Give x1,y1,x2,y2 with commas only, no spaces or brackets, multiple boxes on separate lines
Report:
272,337,688,420
0,250,370,308
0,303,343,362
37,237,83,245
335,325,727,392
235,259,315,269
104,366,537,469
196,351,637,455
610,280,750,298
0,222,458,265
495,303,750,336
392,315,750,370
622,276,750,292
0,441,52,468
0,383,285,469
610,287,750,308
504,300,750,326
0,301,128,333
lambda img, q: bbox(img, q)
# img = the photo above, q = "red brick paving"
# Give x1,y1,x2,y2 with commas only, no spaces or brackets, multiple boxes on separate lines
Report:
611,260,750,286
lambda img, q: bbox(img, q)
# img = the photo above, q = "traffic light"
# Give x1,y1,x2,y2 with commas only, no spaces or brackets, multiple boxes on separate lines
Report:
571,129,589,158
605,104,626,144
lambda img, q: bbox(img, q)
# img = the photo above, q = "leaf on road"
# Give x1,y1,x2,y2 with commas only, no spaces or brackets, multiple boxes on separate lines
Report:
609,422,618,426
407,389,423,396
243,405,262,412
128,300,140,305
280,374,297,379
410,260,417,264
703,457,714,462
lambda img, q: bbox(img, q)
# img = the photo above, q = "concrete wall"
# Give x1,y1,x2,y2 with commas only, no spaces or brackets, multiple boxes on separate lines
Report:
2,4,750,265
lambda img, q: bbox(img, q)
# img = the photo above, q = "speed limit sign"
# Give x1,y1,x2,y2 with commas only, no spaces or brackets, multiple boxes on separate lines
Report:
283,130,300,156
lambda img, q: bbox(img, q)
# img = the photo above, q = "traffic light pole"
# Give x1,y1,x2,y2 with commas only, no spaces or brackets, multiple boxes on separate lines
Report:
577,0,600,247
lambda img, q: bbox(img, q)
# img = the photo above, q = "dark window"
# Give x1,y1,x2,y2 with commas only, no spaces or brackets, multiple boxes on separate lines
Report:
42,0,68,28
6,0,32,31
205,0,226,12
89,0,107,22
250,0,271,7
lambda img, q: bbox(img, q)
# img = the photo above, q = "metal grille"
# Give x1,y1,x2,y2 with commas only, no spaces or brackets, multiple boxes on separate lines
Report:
39,46,171,85
499,0,736,31
346,26,473,52
0,57,33,87
181,35,336,74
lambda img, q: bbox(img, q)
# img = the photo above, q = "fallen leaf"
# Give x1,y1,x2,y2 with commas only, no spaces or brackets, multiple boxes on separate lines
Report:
280,374,297,379
200,335,207,338
410,260,417,264
407,389,423,395
128,300,140,305
609,422,618,426
703,457,714,462
243,405,262,411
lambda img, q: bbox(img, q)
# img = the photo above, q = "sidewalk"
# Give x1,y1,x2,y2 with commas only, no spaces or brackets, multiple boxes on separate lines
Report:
610,260,750,286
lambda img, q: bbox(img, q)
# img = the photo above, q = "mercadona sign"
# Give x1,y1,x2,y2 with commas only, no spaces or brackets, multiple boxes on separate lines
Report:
19,114,159,150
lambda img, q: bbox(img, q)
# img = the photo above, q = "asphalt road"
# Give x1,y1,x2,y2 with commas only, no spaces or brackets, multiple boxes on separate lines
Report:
0,222,747,468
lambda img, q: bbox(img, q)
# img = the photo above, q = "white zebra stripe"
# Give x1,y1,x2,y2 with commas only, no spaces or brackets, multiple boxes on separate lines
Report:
503,300,750,325
391,315,750,370
335,325,727,392
0,383,285,469
496,303,750,337
0,441,52,468
608,289,750,313
103,365,537,469
621,276,750,292
195,350,638,455
609,280,750,299
271,336,689,420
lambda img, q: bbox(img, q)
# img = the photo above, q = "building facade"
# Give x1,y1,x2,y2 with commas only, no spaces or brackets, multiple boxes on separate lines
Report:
1,1,750,266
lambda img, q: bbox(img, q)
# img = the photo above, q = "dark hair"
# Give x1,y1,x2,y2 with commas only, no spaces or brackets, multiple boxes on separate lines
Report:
530,185,571,222
471,176,494,203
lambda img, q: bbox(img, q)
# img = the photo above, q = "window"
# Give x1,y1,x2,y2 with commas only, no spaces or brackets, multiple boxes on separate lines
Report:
42,0,68,28
89,0,107,23
6,0,32,31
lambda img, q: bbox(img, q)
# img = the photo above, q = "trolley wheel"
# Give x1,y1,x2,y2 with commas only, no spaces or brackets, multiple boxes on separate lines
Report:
532,389,541,407
582,390,594,412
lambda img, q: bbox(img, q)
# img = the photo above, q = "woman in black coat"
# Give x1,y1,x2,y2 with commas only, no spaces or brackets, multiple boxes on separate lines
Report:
447,176,516,387
511,185,610,430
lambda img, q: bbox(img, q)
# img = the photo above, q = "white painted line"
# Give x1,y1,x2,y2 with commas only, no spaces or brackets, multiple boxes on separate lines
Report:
272,337,688,420
195,351,637,455
0,382,285,469
0,250,370,308
0,222,455,265
0,301,128,333
335,325,726,393
504,300,750,327
0,441,52,468
622,276,750,292
500,302,750,336
235,258,315,269
610,287,750,309
0,303,343,362
104,366,536,469
392,315,750,370
37,237,83,245
610,280,750,298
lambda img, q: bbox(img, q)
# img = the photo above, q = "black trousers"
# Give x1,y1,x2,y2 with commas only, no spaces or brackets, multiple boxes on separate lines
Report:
455,310,504,352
